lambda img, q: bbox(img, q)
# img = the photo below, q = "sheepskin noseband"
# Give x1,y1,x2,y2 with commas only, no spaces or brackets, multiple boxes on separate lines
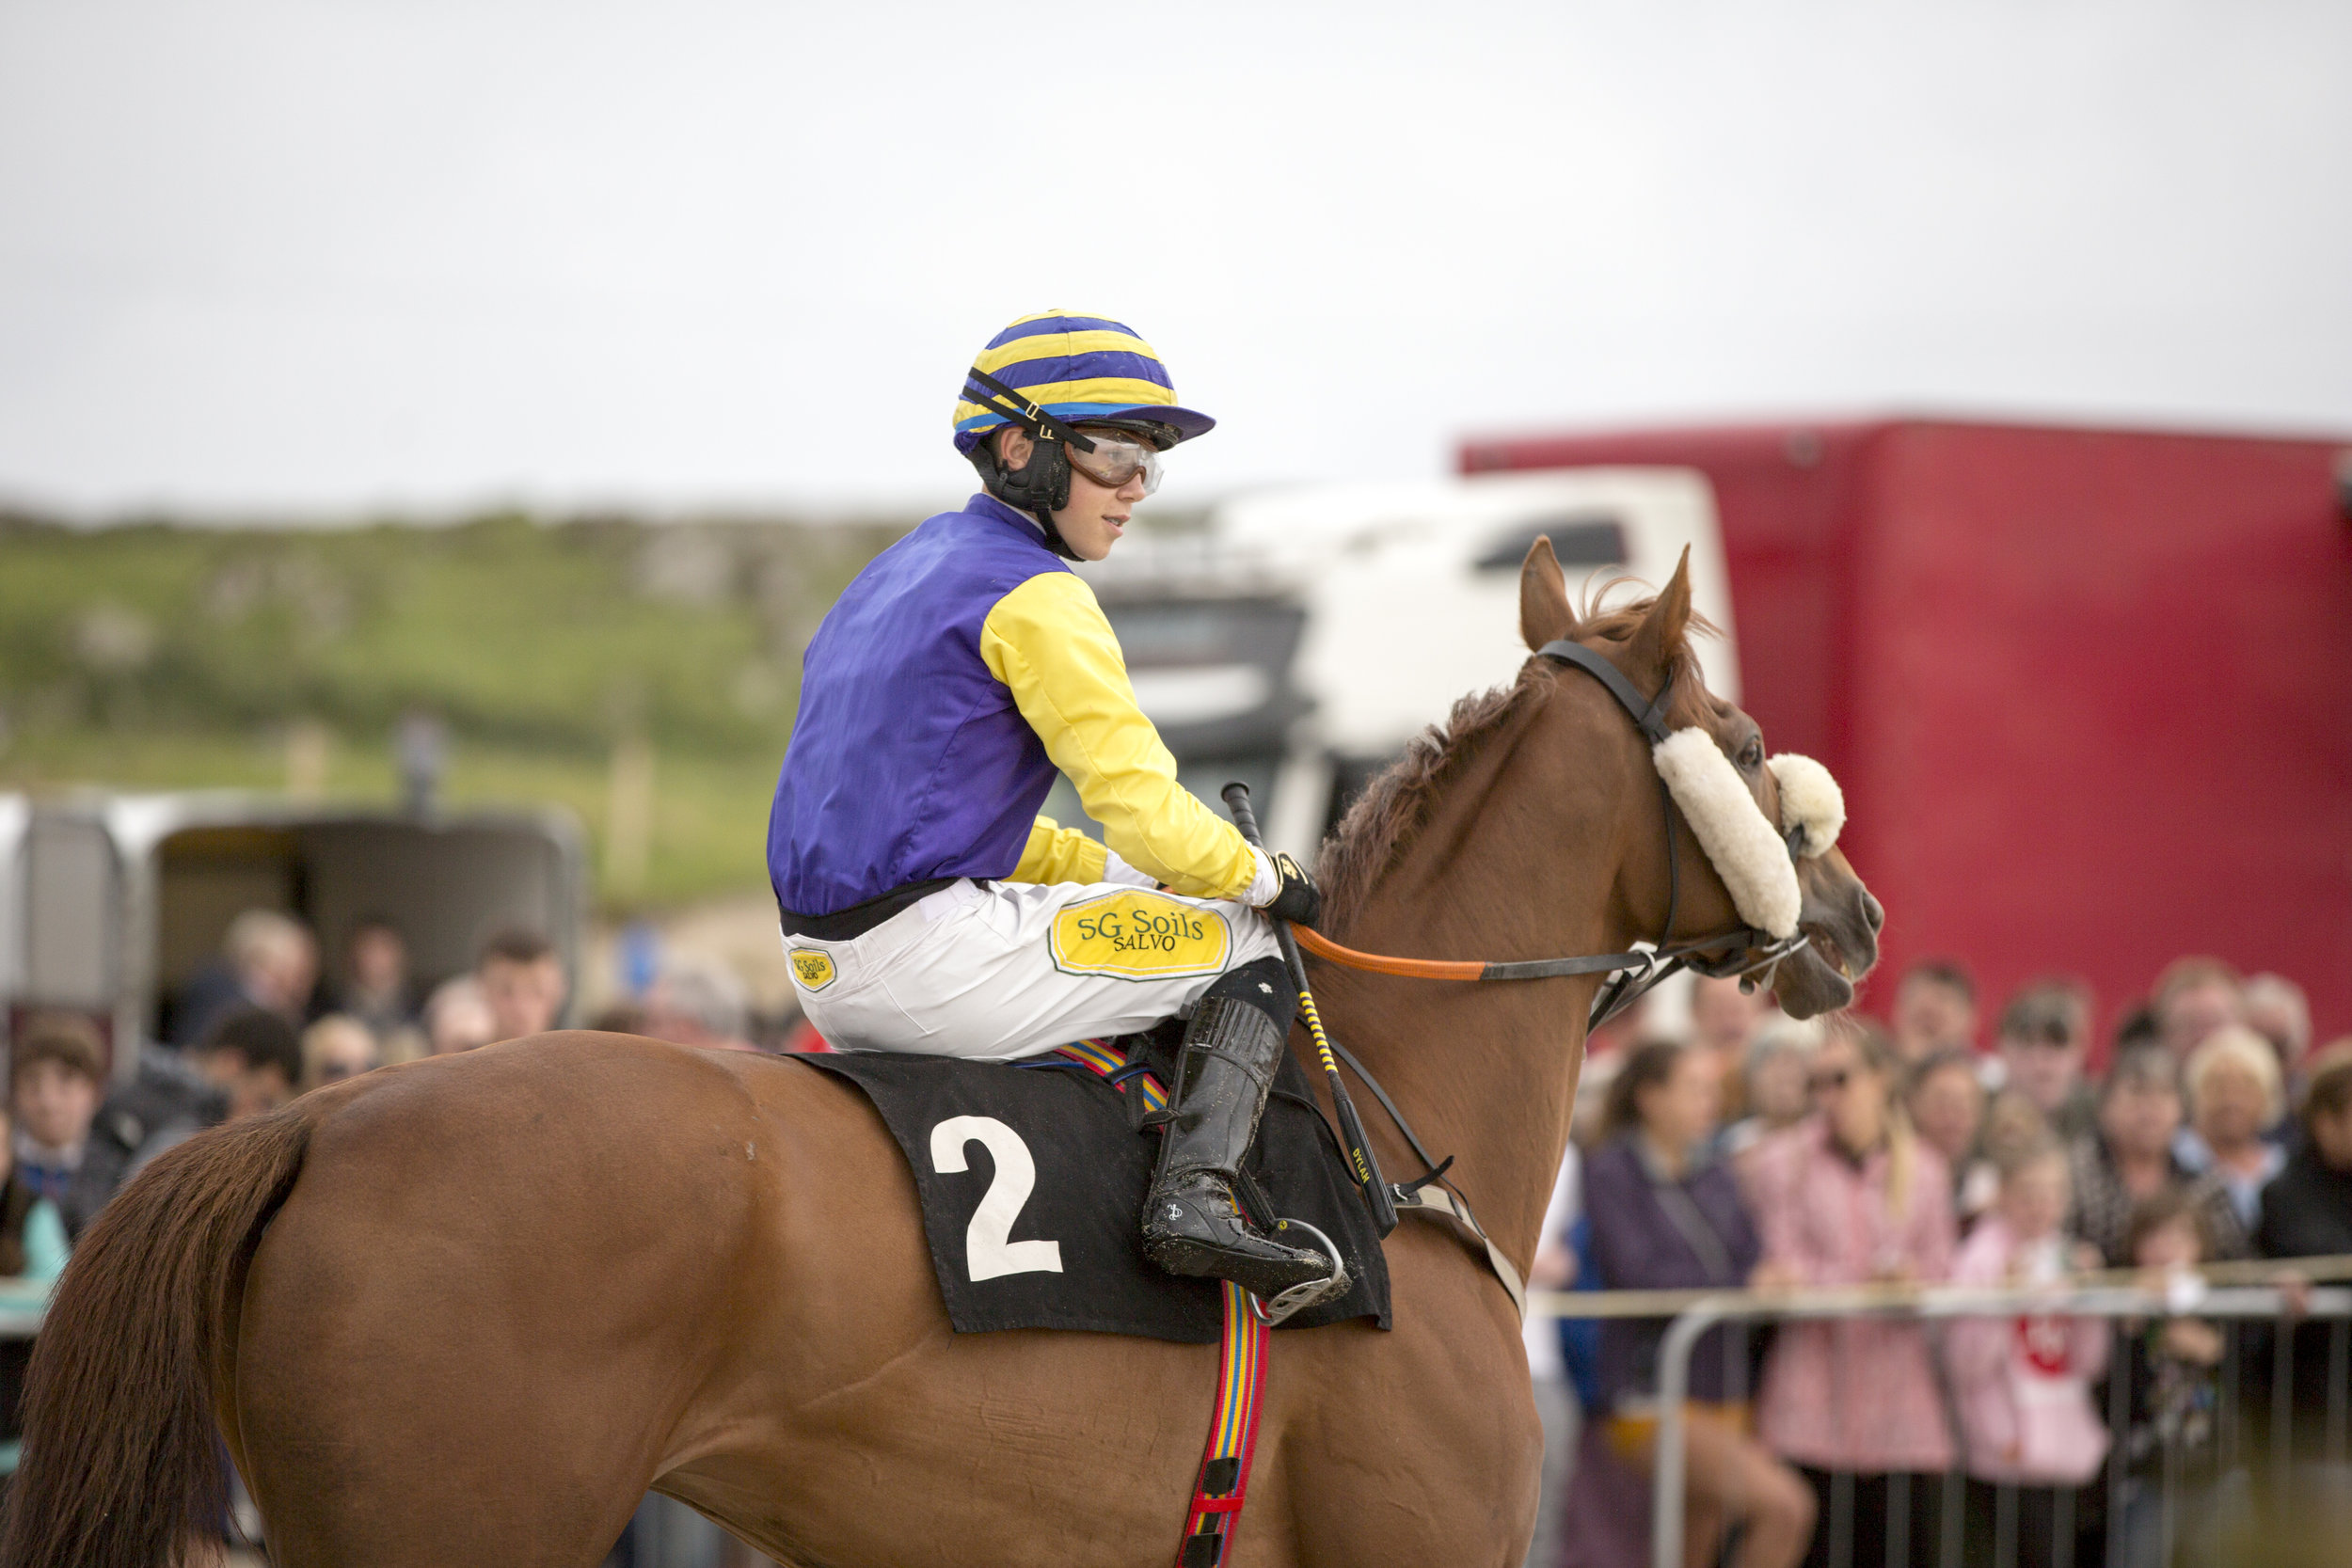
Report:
1650,733,1842,941
1766,752,1845,860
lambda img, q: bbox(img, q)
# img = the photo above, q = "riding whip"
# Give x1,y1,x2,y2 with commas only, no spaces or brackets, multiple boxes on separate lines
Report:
1221,783,1398,1236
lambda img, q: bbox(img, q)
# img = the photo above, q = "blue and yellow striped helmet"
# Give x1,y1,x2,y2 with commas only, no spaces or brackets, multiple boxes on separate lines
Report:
952,309,1215,455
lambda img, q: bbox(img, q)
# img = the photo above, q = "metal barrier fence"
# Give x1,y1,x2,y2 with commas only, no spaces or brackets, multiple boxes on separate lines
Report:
8,1272,2346,1565
1537,1261,2352,1568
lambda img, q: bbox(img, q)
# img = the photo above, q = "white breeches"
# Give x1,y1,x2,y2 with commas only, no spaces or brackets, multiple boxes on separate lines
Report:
783,878,1283,1061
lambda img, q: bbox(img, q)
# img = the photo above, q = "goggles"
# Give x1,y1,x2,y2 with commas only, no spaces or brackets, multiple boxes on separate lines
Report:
960,369,1168,497
1066,430,1164,496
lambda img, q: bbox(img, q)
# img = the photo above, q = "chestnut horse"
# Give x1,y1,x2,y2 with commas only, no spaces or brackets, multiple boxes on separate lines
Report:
3,545,1880,1568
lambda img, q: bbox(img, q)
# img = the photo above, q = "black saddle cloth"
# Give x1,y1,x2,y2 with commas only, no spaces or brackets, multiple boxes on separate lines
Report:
794,1029,1391,1343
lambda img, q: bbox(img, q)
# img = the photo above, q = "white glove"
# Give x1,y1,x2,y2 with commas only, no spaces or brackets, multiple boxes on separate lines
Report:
1244,847,1281,907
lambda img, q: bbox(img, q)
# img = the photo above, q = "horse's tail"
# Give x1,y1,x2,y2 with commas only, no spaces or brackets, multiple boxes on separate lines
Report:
0,1103,313,1568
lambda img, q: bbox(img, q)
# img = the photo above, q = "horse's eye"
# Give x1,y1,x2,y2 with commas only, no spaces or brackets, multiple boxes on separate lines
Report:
1740,741,1762,771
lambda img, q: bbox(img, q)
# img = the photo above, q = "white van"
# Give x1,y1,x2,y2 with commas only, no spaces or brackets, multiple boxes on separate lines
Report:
1048,468,1741,861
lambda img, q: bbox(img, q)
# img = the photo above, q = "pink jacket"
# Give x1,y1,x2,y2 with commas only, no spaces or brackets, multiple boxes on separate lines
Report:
1945,1216,2111,1485
1746,1122,1958,1473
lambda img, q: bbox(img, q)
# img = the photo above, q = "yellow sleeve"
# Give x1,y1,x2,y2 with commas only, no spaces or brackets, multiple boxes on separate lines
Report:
1009,816,1108,885
980,572,1259,900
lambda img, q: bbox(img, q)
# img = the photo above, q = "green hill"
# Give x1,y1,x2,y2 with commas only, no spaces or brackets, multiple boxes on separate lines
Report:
0,511,913,909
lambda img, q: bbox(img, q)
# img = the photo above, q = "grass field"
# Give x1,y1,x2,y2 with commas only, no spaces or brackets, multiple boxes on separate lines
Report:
0,511,913,911
0,725,786,911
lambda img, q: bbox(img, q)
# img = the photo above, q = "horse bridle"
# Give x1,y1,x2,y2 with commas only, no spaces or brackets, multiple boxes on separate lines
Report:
1292,639,1813,1033
1537,638,1814,1025
1276,640,1816,1318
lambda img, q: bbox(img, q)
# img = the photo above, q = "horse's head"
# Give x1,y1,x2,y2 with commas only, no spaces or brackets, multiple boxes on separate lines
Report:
1518,538,1883,1020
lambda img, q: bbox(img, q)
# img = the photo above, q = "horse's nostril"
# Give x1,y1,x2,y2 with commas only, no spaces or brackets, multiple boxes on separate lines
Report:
1862,891,1885,933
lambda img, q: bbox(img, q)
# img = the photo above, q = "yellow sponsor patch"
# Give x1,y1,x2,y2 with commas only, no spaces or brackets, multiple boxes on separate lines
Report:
788,949,838,991
1049,891,1232,981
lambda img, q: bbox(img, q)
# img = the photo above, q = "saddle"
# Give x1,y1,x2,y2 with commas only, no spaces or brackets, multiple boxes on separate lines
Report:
793,1023,1391,1342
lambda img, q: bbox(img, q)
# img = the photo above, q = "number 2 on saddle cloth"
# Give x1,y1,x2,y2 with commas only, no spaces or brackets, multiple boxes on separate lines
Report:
1053,1038,1267,1568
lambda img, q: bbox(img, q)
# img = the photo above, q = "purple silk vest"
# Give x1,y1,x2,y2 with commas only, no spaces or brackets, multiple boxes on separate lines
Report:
767,495,1070,917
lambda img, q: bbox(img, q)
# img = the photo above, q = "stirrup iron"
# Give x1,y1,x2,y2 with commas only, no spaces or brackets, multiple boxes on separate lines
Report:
1250,1218,1350,1326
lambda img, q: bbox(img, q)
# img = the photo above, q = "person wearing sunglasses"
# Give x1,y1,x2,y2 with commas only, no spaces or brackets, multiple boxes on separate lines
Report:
1994,980,2097,1143
1744,1022,1959,1568
765,310,1337,1305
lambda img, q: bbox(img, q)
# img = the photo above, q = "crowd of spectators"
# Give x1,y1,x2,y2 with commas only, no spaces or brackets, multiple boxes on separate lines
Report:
1543,956,2351,1568
0,902,794,1559
0,908,818,1259
0,898,2337,1564
0,916,585,1274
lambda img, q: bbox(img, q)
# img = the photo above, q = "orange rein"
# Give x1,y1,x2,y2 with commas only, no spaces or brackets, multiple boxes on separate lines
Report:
1294,926,1486,981
1291,923,1661,986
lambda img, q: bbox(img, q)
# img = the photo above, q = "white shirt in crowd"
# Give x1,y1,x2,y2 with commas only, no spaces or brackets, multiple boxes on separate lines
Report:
1523,1145,1581,1383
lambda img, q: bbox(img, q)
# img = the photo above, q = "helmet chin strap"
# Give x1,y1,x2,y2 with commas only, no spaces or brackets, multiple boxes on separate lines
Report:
962,368,1095,561
970,438,1083,560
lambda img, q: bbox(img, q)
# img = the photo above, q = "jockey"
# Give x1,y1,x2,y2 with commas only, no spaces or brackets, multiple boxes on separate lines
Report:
767,309,1335,1302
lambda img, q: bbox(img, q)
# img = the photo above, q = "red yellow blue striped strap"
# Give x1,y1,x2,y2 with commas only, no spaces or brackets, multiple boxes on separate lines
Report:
1175,1278,1268,1567
1052,1036,1169,1111
1049,1039,1269,1568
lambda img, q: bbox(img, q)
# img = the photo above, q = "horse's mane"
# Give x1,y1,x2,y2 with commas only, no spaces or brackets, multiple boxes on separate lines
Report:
1315,586,1717,933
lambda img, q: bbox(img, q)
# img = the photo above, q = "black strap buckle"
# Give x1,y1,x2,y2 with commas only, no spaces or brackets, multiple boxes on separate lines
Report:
1390,1153,1456,1200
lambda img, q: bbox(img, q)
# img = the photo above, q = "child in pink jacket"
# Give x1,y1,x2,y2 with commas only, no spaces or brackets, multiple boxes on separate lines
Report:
1947,1134,2110,1568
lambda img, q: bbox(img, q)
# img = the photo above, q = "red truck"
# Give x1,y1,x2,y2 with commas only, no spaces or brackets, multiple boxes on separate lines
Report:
1460,417,2352,1049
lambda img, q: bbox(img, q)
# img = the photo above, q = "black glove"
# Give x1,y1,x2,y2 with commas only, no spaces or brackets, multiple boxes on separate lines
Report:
1261,851,1323,928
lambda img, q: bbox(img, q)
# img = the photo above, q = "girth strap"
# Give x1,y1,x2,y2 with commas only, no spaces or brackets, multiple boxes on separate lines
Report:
1176,1280,1269,1568
1391,1182,1528,1322
1049,1040,1273,1568
1325,1037,1528,1322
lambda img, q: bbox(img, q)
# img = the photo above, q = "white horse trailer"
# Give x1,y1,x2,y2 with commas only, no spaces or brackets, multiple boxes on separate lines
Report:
0,792,587,1083
1053,468,1742,862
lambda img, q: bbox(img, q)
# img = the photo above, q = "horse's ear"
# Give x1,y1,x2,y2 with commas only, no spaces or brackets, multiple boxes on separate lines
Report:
1518,536,1573,651
1626,546,1694,686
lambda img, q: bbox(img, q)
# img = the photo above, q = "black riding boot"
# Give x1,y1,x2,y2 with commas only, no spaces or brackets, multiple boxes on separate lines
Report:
1140,959,1337,1301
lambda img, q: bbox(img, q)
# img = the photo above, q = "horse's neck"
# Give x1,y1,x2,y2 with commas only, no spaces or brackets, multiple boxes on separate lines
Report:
1314,726,1628,1274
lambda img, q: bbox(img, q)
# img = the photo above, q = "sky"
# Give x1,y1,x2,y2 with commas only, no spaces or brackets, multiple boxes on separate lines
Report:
3,0,2348,518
